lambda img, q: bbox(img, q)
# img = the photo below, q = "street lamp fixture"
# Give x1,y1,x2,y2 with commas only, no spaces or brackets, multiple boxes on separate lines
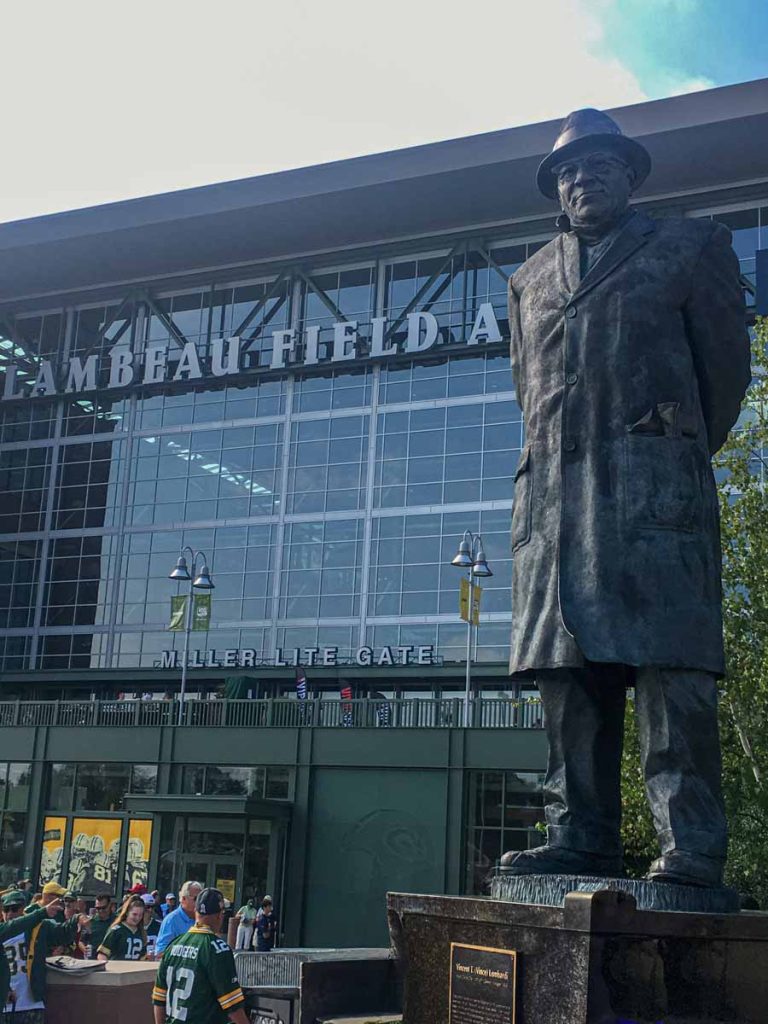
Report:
168,546,215,724
450,531,493,726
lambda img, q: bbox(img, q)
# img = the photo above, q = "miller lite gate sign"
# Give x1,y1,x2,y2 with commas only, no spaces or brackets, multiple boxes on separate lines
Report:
159,645,438,669
1,304,506,402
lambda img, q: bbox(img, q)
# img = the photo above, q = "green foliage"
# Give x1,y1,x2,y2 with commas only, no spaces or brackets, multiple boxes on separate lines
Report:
717,317,768,905
620,698,657,878
620,318,768,897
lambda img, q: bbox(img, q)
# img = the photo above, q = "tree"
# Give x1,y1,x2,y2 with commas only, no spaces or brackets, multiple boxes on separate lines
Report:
717,316,768,904
621,317,768,896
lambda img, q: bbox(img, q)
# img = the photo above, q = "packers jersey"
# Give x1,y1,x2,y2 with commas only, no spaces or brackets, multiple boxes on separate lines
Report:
153,926,245,1024
98,922,147,961
3,933,45,1013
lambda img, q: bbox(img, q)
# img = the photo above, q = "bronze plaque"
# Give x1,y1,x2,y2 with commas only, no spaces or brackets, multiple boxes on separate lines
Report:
449,942,517,1023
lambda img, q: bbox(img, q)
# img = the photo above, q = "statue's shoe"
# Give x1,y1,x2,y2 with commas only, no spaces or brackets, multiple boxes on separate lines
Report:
646,850,724,888
499,845,623,877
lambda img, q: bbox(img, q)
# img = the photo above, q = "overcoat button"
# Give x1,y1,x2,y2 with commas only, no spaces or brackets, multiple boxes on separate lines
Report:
566,373,578,385
566,307,577,318
564,439,577,452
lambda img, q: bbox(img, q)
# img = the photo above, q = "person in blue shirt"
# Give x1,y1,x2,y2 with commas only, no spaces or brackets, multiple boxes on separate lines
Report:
160,893,177,917
154,881,202,956
255,897,278,952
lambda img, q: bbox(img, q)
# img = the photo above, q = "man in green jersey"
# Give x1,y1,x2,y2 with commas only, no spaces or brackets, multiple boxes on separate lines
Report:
152,888,248,1024
87,895,115,954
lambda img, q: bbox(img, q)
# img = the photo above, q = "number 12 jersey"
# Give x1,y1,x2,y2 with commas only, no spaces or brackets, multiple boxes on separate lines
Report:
153,925,245,1024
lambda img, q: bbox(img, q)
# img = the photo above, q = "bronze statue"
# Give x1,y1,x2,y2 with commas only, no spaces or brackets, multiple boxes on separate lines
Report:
503,108,751,886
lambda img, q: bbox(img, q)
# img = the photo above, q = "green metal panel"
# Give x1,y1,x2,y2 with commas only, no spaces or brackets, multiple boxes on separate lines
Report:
171,728,299,765
464,728,547,769
302,767,447,947
0,728,37,760
46,727,162,762
310,729,450,768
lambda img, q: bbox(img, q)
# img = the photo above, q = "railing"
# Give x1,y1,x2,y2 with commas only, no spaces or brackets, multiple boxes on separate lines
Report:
0,697,543,730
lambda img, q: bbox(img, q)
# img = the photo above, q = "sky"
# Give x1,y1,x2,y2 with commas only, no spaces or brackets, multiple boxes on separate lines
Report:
0,0,764,224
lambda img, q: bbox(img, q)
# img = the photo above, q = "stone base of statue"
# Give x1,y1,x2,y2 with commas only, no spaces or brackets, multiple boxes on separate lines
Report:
387,886,768,1024
490,870,740,914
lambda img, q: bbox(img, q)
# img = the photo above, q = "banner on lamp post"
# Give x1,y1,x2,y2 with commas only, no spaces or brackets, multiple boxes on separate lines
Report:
459,578,470,622
192,593,212,631
168,595,187,631
470,583,482,626
459,579,482,625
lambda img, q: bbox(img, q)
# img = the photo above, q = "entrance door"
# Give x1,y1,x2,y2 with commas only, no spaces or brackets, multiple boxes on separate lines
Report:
180,855,242,904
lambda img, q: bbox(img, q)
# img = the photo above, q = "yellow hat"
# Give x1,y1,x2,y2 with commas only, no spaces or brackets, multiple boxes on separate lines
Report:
42,881,67,896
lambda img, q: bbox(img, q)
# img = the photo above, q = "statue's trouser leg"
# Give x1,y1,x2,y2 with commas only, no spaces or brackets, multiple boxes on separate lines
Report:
537,664,625,856
634,667,727,859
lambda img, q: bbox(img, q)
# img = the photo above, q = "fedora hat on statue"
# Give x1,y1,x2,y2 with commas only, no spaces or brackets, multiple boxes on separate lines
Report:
537,108,651,199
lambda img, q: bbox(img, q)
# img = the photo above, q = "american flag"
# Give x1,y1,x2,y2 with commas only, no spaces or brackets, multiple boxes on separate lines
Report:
374,691,391,727
340,684,354,727
296,666,308,700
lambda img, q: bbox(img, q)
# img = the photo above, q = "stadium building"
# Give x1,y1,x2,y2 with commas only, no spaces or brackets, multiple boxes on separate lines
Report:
0,79,766,945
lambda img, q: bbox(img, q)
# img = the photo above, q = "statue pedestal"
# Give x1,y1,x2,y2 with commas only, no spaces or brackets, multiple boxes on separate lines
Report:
387,887,768,1024
490,871,740,914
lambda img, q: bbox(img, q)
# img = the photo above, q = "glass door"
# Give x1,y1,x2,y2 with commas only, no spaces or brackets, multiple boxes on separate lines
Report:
211,859,239,905
180,854,242,903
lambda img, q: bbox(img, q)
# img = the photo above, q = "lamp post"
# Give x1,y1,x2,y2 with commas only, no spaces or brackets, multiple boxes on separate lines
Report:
168,547,214,725
450,531,492,727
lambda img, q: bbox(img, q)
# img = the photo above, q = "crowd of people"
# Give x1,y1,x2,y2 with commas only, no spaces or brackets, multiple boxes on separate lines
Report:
0,878,278,1023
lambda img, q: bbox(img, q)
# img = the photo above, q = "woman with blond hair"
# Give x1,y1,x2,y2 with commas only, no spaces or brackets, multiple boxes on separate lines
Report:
97,895,147,961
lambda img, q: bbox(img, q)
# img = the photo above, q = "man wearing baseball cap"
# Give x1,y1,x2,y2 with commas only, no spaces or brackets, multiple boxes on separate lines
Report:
24,881,66,921
161,893,177,917
152,887,248,1024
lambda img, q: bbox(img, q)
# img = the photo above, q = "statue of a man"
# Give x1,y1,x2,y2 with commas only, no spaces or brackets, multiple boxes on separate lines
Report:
503,108,751,886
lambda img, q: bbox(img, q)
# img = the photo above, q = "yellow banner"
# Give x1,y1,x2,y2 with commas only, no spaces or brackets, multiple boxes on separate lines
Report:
124,819,153,891
459,579,482,625
68,818,122,895
216,878,236,903
39,816,67,887
459,577,470,622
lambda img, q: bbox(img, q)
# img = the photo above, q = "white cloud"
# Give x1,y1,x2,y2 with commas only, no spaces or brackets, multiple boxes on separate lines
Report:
0,0,650,223
656,75,718,96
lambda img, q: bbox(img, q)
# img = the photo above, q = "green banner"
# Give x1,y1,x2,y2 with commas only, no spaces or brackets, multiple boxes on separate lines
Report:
168,594,187,631
192,592,212,631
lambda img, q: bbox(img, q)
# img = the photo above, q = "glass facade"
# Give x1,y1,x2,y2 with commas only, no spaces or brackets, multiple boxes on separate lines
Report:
0,762,31,886
464,769,546,895
0,233,541,676
0,205,759,676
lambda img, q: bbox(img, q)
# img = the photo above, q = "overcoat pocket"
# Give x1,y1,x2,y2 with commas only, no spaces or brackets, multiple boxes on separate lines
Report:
624,434,703,532
511,446,532,551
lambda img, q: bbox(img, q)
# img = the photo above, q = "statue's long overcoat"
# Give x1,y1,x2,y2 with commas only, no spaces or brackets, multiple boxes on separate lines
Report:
508,211,751,676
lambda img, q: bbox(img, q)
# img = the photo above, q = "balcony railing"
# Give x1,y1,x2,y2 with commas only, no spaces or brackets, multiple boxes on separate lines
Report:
0,697,543,730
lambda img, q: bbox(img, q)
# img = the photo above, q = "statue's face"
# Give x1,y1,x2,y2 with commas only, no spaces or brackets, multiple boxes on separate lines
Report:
554,148,634,232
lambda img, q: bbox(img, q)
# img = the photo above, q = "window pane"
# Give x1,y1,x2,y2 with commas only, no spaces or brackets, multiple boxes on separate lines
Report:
6,764,31,811
265,767,292,801
0,813,27,885
47,764,75,811
75,764,132,811
130,765,158,795
181,766,205,796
